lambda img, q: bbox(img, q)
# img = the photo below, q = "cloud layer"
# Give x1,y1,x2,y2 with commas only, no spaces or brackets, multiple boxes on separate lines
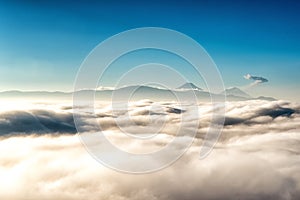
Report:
0,100,300,199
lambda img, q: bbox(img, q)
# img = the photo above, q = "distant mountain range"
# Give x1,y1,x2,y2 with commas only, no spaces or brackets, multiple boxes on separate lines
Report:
0,83,276,102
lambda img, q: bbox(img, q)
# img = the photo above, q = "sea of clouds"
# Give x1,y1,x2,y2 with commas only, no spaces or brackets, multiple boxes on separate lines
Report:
0,99,300,200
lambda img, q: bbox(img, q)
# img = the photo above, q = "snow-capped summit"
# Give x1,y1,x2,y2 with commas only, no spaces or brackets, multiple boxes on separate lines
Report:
176,83,203,91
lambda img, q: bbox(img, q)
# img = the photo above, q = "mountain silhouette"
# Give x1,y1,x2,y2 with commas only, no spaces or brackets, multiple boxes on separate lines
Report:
176,83,203,90
0,85,276,102
222,87,251,98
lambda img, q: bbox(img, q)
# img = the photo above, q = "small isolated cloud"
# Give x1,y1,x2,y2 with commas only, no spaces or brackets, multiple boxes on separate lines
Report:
244,74,268,86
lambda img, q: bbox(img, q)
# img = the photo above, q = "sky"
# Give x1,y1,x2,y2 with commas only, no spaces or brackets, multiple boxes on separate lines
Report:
0,0,299,100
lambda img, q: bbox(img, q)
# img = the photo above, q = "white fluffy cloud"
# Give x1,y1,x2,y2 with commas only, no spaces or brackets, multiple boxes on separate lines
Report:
0,100,299,199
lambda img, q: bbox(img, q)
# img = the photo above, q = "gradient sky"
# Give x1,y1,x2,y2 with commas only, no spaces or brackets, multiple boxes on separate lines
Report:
0,0,299,100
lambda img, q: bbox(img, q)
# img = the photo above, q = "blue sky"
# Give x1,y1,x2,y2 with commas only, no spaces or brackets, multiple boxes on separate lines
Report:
0,0,299,100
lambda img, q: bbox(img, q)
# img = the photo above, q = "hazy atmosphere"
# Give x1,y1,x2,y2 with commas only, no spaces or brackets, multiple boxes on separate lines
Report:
0,1,299,200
